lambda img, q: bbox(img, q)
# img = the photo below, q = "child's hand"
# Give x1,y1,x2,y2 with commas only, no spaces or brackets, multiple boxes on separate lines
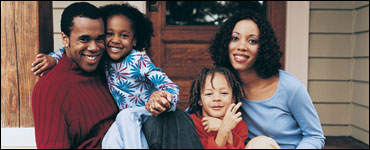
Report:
145,90,172,116
202,117,222,133
31,54,56,77
220,102,242,132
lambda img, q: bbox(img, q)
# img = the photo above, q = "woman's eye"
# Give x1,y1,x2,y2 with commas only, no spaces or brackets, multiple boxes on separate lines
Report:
249,39,258,44
231,36,239,41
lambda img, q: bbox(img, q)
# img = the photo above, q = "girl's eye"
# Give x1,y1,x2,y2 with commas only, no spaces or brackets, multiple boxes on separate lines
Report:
106,32,113,36
121,34,129,38
221,92,229,95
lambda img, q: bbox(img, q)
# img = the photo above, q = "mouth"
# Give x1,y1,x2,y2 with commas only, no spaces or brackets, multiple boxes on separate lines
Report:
211,106,224,110
108,46,123,53
82,54,100,64
233,54,250,63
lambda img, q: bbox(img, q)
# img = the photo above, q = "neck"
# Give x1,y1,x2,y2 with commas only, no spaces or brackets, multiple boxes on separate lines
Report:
237,69,260,87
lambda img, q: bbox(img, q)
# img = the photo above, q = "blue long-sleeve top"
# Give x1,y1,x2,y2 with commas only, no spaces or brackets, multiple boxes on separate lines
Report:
241,69,325,149
48,47,179,111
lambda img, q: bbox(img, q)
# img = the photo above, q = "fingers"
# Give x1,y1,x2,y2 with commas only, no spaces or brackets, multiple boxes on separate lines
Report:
32,62,45,76
231,102,242,114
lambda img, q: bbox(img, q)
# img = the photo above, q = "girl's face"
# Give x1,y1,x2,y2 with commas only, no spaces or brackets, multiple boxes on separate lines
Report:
106,15,137,61
200,73,234,119
228,19,260,71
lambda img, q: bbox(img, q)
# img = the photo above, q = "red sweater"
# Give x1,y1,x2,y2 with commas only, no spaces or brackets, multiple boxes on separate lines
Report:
190,113,248,149
32,53,118,149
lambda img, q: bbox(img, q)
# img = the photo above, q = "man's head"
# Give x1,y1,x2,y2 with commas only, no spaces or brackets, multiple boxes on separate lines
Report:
60,2,105,72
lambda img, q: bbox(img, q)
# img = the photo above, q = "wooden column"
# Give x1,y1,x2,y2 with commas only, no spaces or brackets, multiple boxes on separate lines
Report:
1,1,53,127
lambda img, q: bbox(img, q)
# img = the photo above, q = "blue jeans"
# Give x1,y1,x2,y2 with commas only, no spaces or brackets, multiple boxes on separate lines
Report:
102,107,151,149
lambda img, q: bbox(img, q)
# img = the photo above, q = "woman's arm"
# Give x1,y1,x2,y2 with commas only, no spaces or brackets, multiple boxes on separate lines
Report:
289,84,325,149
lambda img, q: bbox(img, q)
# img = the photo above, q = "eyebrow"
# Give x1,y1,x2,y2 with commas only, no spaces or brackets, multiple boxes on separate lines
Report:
232,32,258,37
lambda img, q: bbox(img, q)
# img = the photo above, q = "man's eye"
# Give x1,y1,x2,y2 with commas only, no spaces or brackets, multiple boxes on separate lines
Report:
80,38,89,43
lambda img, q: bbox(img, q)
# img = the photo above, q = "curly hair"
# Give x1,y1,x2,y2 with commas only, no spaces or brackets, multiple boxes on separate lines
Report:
209,10,282,79
188,67,244,116
99,3,154,56
61,2,101,37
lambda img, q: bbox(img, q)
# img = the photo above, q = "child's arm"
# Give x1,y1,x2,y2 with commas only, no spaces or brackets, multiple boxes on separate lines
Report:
31,47,65,76
215,102,242,147
137,52,179,113
202,117,222,133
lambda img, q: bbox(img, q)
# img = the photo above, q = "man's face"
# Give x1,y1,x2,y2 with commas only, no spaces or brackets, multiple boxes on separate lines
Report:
62,17,105,72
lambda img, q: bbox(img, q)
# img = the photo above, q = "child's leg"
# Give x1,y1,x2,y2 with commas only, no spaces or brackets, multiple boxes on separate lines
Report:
245,136,280,149
102,107,151,149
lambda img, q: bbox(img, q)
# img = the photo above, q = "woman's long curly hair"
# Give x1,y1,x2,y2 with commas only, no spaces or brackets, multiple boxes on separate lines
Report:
209,10,282,79
99,3,154,56
188,67,244,116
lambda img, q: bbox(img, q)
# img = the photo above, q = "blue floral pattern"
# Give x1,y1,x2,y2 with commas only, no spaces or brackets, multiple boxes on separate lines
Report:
49,47,179,111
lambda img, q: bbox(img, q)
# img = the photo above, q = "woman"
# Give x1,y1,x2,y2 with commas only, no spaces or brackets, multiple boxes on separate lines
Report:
208,10,325,149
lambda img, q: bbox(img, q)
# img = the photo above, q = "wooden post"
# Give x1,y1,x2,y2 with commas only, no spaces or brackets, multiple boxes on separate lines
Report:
1,1,53,127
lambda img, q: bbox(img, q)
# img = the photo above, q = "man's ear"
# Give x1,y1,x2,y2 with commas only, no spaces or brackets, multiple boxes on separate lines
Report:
61,32,70,48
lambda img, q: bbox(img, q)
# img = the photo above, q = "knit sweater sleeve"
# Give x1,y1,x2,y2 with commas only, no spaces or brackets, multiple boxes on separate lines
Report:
32,79,72,148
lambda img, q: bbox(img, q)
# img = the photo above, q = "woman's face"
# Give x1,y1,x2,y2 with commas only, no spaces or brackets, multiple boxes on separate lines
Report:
105,15,137,62
228,19,260,71
200,73,234,119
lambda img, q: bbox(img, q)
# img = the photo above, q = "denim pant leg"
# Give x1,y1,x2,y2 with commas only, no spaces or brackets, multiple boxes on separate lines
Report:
102,107,152,149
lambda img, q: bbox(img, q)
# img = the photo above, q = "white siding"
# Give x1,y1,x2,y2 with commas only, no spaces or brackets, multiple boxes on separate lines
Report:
309,1,369,144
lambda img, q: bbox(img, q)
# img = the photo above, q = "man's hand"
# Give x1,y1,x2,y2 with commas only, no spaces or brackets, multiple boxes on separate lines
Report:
202,117,222,133
145,90,172,116
31,54,56,77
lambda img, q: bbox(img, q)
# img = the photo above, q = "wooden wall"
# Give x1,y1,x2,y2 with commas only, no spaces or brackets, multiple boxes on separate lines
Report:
1,1,53,128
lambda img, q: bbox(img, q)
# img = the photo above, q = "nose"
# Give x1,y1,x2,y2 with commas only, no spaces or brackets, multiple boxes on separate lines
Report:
212,93,222,102
110,35,120,45
237,40,247,52
87,40,100,52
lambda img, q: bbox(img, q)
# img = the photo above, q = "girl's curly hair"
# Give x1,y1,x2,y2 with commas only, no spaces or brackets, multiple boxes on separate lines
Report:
209,10,282,79
99,3,154,56
188,67,244,116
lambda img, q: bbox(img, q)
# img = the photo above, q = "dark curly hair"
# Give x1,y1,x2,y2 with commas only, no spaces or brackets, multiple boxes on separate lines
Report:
209,10,282,79
61,2,102,37
99,3,154,56
188,67,244,116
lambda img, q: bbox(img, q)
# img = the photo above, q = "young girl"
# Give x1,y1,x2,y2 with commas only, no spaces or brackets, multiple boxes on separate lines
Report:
187,67,248,149
209,10,325,149
30,3,203,149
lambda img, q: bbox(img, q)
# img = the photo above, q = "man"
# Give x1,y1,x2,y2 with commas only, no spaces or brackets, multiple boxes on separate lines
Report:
32,2,118,148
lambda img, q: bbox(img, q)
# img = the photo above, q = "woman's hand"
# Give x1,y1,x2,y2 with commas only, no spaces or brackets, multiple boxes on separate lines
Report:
31,54,56,77
202,117,222,133
145,90,172,116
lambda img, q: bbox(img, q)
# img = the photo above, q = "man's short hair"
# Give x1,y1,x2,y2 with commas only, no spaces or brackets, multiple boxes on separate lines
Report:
61,2,102,37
